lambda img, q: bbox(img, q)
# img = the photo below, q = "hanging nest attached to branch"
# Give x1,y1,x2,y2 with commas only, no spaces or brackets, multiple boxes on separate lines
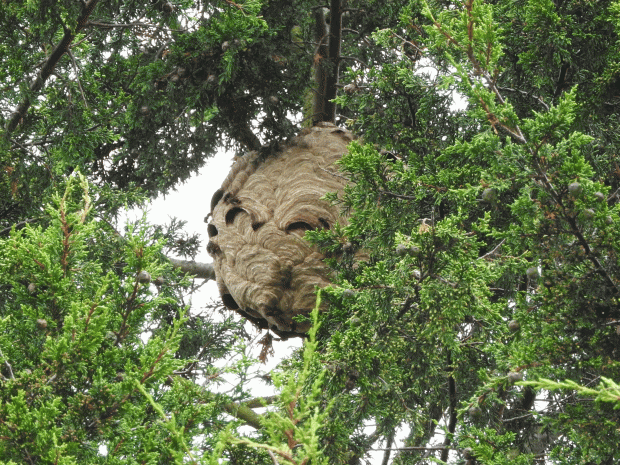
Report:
207,123,354,339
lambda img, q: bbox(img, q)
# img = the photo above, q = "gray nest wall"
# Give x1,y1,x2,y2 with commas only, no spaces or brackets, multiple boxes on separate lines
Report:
207,123,354,338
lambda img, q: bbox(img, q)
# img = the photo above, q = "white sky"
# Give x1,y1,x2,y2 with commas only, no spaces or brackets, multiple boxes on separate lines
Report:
138,148,303,372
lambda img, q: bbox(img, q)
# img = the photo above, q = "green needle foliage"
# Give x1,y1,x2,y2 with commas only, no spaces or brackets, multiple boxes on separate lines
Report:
1,0,620,464
314,0,620,463
0,175,190,463
219,295,331,465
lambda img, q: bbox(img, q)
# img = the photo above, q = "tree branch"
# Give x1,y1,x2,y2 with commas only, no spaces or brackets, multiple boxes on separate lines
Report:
242,395,278,408
497,86,549,111
373,446,448,452
0,218,42,236
85,21,142,29
68,50,88,108
268,450,281,465
217,94,262,151
441,353,457,462
222,401,264,429
0,348,15,380
168,258,215,280
312,8,330,125
381,430,395,465
478,239,505,260
323,0,342,123
5,0,99,136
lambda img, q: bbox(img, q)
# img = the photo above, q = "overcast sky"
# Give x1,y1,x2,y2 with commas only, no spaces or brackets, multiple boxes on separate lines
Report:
128,149,303,381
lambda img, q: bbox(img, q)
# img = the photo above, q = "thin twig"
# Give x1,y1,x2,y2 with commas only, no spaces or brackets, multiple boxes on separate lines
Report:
0,218,41,236
390,31,425,58
371,446,449,452
340,55,367,66
0,348,15,379
10,138,53,174
478,239,505,260
155,39,172,61
223,0,244,9
85,21,142,29
497,86,549,111
267,450,281,465
503,412,534,422
67,50,88,108
442,353,457,462
318,166,348,181
378,190,417,201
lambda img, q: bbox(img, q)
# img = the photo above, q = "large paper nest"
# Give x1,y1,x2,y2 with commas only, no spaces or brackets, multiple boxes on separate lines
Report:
207,123,354,338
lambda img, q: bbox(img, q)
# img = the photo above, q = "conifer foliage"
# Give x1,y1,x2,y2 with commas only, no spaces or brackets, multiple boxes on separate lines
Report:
1,0,619,464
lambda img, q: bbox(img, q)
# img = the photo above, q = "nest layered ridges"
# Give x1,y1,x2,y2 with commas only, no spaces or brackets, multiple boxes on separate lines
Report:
208,123,354,338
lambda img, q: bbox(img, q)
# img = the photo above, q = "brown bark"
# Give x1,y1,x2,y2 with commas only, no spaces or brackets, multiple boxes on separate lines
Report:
5,0,100,136
324,0,342,123
312,0,342,125
312,8,330,125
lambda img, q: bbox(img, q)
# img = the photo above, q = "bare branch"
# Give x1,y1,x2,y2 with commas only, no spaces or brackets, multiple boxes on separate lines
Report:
155,39,172,61
339,55,367,66
324,0,343,123
312,8,330,125
381,430,395,465
0,348,15,379
478,239,505,260
168,258,215,280
67,50,88,108
268,450,281,465
85,21,142,29
441,356,457,462
5,0,99,136
378,190,417,201
242,395,278,408
0,218,42,236
372,446,449,452
223,0,244,9
503,412,535,422
222,401,264,429
497,86,549,111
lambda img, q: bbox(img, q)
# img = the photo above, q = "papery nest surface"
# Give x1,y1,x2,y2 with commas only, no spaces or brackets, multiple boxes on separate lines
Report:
208,123,354,338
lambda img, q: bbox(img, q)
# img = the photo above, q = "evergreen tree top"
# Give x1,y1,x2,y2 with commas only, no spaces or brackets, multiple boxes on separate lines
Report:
0,1,619,463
